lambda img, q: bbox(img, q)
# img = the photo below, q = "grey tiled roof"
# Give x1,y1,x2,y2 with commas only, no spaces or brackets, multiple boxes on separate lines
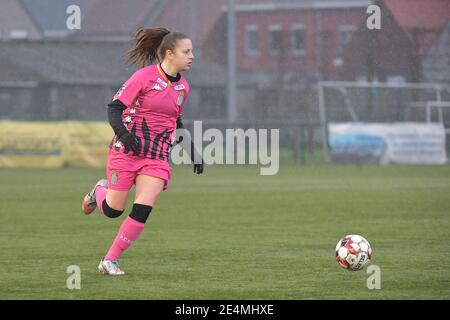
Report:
0,40,229,86
20,0,89,36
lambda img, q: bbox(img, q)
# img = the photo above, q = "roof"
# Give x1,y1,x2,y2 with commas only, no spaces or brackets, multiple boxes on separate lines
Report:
79,0,228,48
0,40,228,87
422,20,450,84
152,0,228,47
81,0,160,35
232,0,372,11
0,0,43,40
384,0,450,53
0,40,137,84
384,0,450,30
20,0,89,37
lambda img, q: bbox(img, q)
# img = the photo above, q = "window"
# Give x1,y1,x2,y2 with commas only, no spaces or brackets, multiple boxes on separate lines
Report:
291,24,305,56
245,25,260,56
268,25,283,56
336,25,357,58
387,75,406,84
9,29,28,39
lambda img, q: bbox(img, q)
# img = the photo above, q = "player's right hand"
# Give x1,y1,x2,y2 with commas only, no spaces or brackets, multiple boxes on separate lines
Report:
119,132,139,153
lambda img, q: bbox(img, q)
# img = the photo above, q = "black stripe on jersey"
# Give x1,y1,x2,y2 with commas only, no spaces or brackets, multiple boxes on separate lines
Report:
142,118,151,157
150,129,168,160
131,123,142,156
165,139,173,162
158,130,172,161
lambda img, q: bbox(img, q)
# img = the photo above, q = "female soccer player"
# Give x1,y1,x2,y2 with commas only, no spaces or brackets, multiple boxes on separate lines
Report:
81,27,203,276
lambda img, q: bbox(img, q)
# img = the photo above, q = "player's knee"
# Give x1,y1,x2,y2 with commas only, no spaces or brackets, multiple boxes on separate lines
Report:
102,199,124,218
129,203,152,223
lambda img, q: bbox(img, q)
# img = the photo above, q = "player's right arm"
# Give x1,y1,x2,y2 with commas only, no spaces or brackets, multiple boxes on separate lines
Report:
107,99,138,152
108,71,144,152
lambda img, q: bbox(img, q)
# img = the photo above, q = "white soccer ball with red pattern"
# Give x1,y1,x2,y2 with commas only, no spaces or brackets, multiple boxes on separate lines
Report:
335,234,372,271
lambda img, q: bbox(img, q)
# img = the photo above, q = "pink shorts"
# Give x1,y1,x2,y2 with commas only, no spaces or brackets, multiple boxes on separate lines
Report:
106,149,171,191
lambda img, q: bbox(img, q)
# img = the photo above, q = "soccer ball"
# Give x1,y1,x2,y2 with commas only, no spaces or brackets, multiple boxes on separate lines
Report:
335,234,372,271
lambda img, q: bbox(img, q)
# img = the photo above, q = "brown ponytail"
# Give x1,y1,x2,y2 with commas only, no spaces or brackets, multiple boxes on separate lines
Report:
127,27,189,68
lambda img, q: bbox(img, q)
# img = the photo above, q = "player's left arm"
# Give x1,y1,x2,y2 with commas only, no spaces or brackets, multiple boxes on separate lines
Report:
176,116,204,175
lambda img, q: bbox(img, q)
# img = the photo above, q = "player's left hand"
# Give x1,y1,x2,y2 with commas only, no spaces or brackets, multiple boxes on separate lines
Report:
194,160,204,175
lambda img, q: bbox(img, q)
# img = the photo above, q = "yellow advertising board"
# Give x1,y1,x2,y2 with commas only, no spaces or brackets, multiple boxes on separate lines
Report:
0,121,114,168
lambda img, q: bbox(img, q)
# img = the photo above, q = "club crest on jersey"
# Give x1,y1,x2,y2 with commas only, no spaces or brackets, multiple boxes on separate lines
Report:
174,84,185,91
176,91,184,106
156,78,168,88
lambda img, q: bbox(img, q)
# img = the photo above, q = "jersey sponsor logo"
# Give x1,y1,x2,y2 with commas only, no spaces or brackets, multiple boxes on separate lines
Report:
152,83,162,91
156,78,168,88
174,84,185,91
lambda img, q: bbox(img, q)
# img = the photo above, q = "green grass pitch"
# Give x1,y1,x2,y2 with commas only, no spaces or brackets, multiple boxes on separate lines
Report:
0,164,449,299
